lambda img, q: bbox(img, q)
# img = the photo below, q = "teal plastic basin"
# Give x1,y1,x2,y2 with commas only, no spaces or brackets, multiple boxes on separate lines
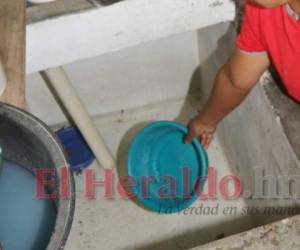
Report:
127,121,208,214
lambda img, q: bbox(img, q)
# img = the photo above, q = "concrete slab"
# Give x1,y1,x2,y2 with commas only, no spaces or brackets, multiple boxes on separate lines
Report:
26,0,235,73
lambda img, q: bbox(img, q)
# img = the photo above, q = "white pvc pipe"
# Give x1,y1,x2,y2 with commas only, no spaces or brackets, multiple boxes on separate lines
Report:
41,67,115,169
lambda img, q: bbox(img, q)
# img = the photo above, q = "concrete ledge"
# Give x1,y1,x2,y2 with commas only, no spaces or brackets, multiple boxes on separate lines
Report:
26,0,235,73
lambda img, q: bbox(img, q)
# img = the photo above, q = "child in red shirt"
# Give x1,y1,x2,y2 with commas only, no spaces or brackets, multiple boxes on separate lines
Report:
186,0,300,148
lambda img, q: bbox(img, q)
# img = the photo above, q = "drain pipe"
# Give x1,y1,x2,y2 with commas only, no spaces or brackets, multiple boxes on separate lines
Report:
41,67,115,169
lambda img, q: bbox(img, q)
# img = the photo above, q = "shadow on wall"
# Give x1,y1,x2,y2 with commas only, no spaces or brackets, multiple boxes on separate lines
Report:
176,22,236,126
40,71,75,127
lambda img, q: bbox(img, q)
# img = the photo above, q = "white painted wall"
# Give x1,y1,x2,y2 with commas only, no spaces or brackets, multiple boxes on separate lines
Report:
26,31,200,125
26,0,235,73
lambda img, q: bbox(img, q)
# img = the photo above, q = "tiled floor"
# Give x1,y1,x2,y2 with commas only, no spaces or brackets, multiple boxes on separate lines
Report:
64,95,255,250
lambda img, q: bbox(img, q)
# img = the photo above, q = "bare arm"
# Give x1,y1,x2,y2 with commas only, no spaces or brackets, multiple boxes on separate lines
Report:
186,48,270,148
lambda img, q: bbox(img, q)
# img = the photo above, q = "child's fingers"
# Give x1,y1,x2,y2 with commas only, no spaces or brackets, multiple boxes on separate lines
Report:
185,128,195,144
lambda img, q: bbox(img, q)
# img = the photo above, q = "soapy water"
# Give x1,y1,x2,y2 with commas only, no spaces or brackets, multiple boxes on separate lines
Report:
0,160,57,250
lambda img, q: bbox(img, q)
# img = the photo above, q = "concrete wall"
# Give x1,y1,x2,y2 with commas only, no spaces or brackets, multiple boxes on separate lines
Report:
26,31,200,125
197,22,300,226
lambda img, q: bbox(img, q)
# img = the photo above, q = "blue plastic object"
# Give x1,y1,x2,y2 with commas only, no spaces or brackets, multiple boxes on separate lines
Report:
127,121,209,214
56,127,95,171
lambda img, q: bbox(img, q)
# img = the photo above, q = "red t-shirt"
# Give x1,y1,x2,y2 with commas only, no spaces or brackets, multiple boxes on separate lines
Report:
236,2,300,101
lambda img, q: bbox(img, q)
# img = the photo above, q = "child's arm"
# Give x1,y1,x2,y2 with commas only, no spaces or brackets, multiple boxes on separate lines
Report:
185,48,269,148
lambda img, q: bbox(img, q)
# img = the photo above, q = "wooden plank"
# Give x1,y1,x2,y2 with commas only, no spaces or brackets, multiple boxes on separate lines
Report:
0,0,26,109
26,0,235,73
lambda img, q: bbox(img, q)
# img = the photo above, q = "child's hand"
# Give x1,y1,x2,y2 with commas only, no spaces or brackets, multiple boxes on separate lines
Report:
185,116,216,150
